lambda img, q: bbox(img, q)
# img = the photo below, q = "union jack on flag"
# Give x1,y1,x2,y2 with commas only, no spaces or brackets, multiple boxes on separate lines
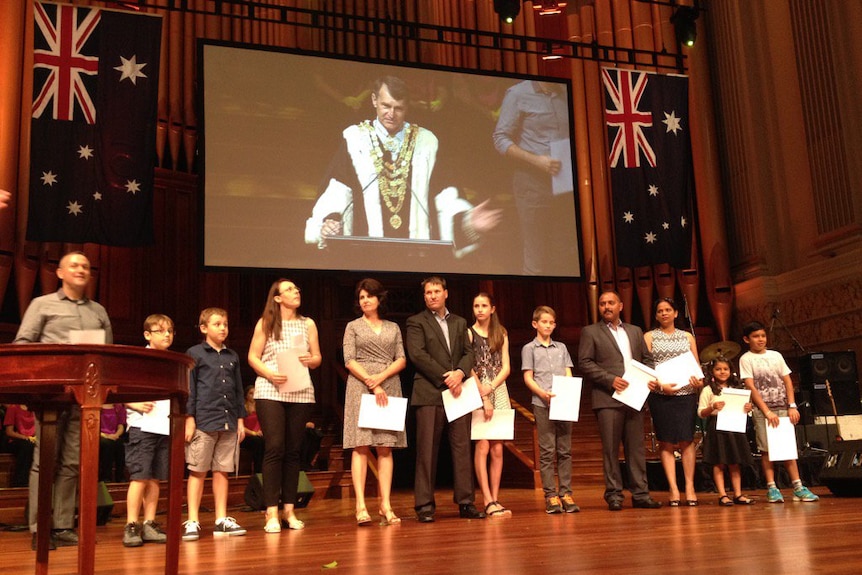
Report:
33,2,101,123
602,68,656,169
602,68,692,268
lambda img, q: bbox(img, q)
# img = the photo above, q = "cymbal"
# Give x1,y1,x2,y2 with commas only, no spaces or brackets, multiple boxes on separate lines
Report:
700,341,742,362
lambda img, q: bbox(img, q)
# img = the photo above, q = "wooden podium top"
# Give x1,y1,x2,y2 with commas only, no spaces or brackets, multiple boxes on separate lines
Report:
0,343,193,405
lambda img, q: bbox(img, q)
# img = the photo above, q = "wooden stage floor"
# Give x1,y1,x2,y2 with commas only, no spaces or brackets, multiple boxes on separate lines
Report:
0,482,859,575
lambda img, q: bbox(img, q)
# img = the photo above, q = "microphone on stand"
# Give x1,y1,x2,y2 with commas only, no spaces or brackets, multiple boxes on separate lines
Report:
769,307,779,340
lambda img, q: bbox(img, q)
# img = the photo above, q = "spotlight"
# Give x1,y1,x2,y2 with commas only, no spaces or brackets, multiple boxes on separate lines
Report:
494,0,521,24
671,5,699,47
533,1,567,16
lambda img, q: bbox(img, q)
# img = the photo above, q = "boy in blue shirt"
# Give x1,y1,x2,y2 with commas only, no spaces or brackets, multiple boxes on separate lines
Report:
183,308,247,540
522,305,579,514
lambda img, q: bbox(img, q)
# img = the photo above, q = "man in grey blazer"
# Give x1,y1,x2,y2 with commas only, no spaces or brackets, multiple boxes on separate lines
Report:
578,290,662,511
406,276,484,522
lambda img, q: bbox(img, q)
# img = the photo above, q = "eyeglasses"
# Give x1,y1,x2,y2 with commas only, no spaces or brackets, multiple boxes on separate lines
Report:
279,286,300,295
148,329,174,336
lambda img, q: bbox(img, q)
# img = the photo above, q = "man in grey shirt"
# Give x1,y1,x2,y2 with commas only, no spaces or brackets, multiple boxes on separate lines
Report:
493,80,574,276
15,251,113,550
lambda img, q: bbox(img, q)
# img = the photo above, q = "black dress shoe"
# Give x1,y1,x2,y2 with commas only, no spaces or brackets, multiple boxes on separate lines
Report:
459,504,486,519
417,511,435,523
607,501,623,512
31,533,57,551
632,498,662,509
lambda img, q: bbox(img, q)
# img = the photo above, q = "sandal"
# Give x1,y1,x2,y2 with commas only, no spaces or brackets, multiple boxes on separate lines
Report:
718,495,734,507
685,499,699,506
733,495,755,505
484,501,513,518
355,509,372,527
283,515,305,530
378,508,401,526
264,514,282,533
668,500,681,507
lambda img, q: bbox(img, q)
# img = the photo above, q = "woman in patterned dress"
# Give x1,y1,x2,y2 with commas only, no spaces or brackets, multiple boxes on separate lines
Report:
469,292,512,518
645,298,703,506
342,278,407,526
248,279,322,533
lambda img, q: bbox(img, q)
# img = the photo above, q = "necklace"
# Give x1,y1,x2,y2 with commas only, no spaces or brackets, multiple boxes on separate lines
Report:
362,121,418,230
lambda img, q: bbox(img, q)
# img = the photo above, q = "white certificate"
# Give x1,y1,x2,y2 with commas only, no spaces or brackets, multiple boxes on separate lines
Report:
68,329,106,344
137,399,171,435
655,351,704,389
765,416,799,461
357,394,408,432
613,360,657,411
549,375,583,422
276,348,312,393
442,377,483,422
471,408,515,440
715,388,751,434
550,138,574,196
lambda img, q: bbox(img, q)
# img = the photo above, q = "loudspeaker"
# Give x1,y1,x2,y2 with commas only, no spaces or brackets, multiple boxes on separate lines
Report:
800,352,861,416
75,481,113,525
820,439,862,496
244,472,315,510
796,423,841,451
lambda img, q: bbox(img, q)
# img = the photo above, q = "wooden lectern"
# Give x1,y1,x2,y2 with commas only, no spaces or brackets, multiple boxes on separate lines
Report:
0,344,194,575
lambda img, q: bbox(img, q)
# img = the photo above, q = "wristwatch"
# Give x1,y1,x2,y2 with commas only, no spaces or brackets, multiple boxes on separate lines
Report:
788,402,797,409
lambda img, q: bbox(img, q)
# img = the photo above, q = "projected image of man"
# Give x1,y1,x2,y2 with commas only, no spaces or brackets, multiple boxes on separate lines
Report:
304,76,499,257
493,80,576,276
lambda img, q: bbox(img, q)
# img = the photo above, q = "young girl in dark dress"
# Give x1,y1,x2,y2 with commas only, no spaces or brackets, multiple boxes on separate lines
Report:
698,357,756,506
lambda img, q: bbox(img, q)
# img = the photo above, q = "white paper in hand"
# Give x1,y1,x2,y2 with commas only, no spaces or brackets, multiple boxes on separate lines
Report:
613,361,656,411
549,375,582,422
357,394,407,432
715,388,751,434
275,348,311,392
471,409,515,440
766,416,799,461
442,377,482,422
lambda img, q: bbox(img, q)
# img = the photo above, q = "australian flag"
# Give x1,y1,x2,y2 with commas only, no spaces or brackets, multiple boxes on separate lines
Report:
27,1,161,246
602,68,693,268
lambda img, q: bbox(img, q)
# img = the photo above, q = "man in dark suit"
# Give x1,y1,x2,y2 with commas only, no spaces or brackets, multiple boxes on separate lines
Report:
406,276,484,522
578,290,662,511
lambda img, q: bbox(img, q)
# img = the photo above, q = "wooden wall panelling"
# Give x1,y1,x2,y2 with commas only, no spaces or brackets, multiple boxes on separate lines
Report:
567,9,599,324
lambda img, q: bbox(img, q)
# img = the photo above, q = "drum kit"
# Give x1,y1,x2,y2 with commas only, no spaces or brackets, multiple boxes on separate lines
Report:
700,340,742,363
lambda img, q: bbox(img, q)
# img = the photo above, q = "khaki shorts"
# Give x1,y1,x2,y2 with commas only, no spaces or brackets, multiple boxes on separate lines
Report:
752,408,789,453
185,429,238,473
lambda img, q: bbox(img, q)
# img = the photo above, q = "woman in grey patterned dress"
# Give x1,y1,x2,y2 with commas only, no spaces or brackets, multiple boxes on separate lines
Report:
469,292,512,518
342,278,406,526
645,298,703,506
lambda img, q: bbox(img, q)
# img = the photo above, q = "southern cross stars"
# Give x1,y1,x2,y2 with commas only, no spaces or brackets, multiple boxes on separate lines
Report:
41,171,58,186
67,201,83,216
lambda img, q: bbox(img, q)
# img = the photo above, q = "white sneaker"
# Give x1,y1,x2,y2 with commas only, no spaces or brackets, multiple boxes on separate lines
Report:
182,520,201,541
214,517,246,537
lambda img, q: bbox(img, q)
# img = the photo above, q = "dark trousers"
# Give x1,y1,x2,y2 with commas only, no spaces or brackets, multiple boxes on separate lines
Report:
240,434,265,474
99,437,126,482
413,405,474,513
8,438,35,487
596,406,650,503
256,400,311,508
